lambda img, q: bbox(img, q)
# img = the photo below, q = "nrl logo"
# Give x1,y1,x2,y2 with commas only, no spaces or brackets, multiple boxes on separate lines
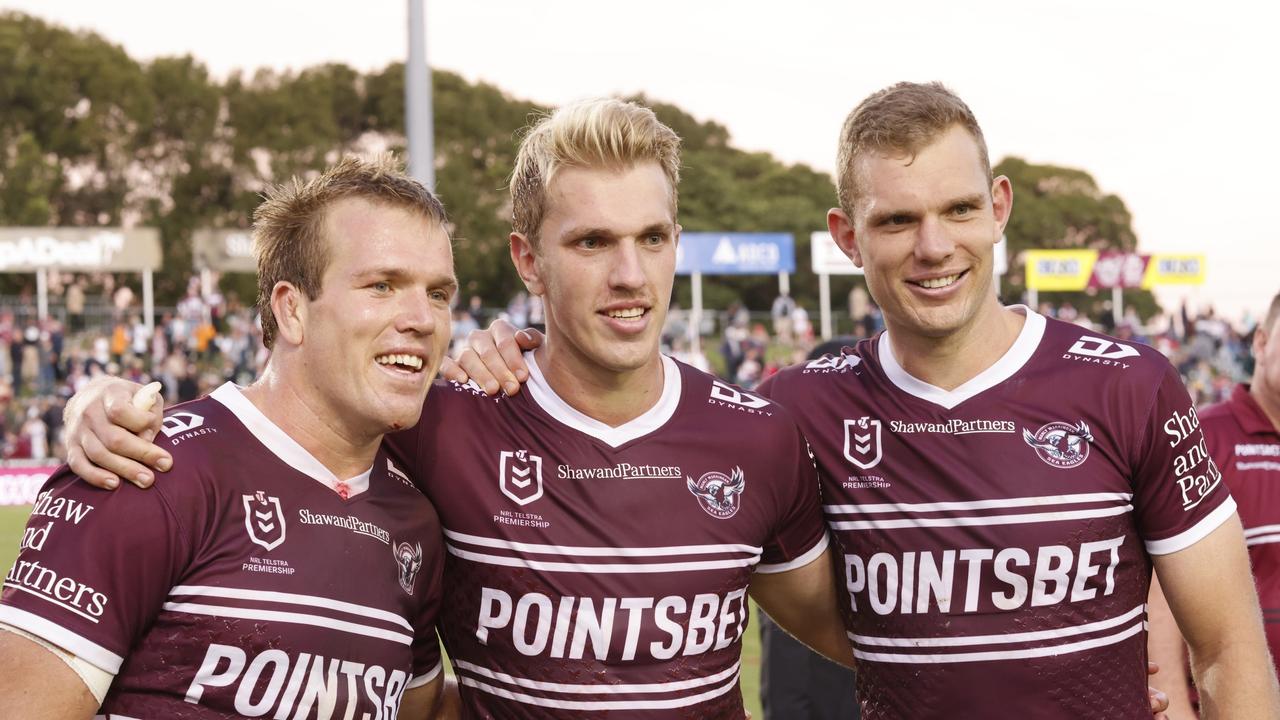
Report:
393,540,423,595
1023,420,1094,469
242,491,286,551
686,467,746,519
843,417,883,469
499,449,544,506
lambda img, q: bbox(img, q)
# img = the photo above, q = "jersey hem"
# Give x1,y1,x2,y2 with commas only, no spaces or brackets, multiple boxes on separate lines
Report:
1145,497,1238,556
0,604,124,673
409,659,444,688
755,533,829,574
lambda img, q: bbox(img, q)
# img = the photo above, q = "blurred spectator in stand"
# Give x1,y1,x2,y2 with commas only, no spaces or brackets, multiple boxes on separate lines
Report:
66,277,86,333
771,292,796,345
848,285,870,333
506,291,530,329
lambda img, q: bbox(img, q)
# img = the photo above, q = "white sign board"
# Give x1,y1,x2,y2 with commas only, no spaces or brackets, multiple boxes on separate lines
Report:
810,231,863,275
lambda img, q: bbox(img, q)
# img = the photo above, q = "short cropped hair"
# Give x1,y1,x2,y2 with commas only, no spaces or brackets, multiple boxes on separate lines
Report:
253,153,448,349
510,98,682,244
836,81,992,217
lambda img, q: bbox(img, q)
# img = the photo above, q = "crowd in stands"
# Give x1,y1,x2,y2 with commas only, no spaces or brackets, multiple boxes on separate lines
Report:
0,273,1260,464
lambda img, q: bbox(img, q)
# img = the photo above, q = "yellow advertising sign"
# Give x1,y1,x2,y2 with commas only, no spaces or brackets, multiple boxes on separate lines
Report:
1023,250,1097,291
1142,254,1206,287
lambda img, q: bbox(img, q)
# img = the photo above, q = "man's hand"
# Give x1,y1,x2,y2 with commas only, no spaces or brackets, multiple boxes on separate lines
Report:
438,319,542,396
64,376,170,489
1148,661,1172,719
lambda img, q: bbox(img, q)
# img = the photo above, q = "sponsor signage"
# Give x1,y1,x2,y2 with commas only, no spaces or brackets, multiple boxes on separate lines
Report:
1024,249,1207,291
810,231,863,275
192,229,257,273
0,228,161,272
0,464,57,506
676,232,795,275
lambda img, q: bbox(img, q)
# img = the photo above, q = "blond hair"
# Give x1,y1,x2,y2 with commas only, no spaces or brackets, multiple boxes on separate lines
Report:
510,98,681,243
835,81,992,216
253,153,448,349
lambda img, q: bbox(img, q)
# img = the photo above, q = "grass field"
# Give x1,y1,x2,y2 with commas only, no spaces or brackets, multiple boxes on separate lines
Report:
0,504,766,717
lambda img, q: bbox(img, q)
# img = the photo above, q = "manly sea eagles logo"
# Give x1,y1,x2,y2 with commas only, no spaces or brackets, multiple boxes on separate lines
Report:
393,541,423,595
1023,420,1094,468
242,491,286,551
687,467,746,520
844,417,883,469
499,449,544,506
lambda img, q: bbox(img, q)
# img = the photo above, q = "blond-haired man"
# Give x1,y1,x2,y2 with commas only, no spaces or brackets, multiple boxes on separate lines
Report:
0,155,457,718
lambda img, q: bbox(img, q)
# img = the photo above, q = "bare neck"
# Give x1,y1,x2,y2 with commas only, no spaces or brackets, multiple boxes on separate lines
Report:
240,364,381,479
886,303,1027,391
534,344,666,428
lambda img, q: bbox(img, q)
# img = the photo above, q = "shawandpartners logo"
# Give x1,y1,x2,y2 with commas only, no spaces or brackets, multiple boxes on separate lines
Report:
557,462,683,480
888,418,1016,435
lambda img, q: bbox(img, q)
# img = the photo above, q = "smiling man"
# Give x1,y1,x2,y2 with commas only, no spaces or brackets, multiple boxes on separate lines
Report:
756,81,1278,717
0,156,455,718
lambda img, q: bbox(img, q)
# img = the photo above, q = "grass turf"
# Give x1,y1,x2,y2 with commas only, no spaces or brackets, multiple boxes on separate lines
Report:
0,504,766,717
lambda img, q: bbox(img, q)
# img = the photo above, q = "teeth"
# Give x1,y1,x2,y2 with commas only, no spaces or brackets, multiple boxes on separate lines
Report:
375,354,424,370
607,307,645,319
918,274,960,289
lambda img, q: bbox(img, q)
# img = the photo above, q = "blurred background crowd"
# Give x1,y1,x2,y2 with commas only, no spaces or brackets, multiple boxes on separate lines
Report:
0,269,1256,463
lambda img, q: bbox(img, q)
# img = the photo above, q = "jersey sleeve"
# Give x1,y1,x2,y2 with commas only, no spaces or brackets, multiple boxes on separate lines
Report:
408,532,446,687
0,468,193,674
756,421,829,574
1133,362,1237,555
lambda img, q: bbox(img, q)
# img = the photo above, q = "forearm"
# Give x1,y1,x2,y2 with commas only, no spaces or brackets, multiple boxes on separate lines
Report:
1146,575,1197,717
1191,639,1279,719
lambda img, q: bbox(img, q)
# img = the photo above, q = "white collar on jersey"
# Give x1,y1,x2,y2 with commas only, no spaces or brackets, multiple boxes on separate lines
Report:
524,351,682,448
210,383,372,498
878,305,1046,410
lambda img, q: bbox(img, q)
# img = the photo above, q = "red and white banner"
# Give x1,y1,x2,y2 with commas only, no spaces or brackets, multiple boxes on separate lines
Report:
0,465,58,506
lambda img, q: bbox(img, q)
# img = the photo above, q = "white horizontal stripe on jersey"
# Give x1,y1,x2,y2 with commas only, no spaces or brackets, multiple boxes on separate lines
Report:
446,546,759,573
457,668,739,710
829,504,1132,531
852,620,1144,664
1247,534,1280,547
169,585,413,632
849,604,1145,648
162,602,413,645
0,605,125,674
1244,524,1280,538
824,492,1133,516
756,534,829,575
452,658,739,694
444,529,761,557
1145,497,1238,556
94,715,142,719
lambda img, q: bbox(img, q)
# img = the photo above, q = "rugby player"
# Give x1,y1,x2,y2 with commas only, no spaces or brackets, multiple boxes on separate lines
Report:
56,100,850,718
1149,290,1280,715
433,83,1272,718
0,155,456,718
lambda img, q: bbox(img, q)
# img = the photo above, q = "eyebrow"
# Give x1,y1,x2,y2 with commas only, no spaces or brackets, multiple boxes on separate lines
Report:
353,267,459,290
562,223,677,242
865,194,987,227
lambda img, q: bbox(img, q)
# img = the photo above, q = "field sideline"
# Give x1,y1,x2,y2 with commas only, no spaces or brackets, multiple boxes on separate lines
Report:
0,504,766,717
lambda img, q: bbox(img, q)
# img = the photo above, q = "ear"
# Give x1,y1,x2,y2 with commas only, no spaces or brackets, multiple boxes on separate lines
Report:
991,175,1014,235
1254,323,1269,360
827,207,864,268
270,281,306,346
510,232,544,296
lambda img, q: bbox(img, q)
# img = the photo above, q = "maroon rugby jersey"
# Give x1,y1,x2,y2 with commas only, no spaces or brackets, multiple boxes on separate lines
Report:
388,353,827,718
1200,383,1280,671
0,383,444,719
759,308,1235,719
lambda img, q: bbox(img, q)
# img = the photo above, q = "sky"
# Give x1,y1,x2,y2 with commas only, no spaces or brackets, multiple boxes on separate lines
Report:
5,0,1278,323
